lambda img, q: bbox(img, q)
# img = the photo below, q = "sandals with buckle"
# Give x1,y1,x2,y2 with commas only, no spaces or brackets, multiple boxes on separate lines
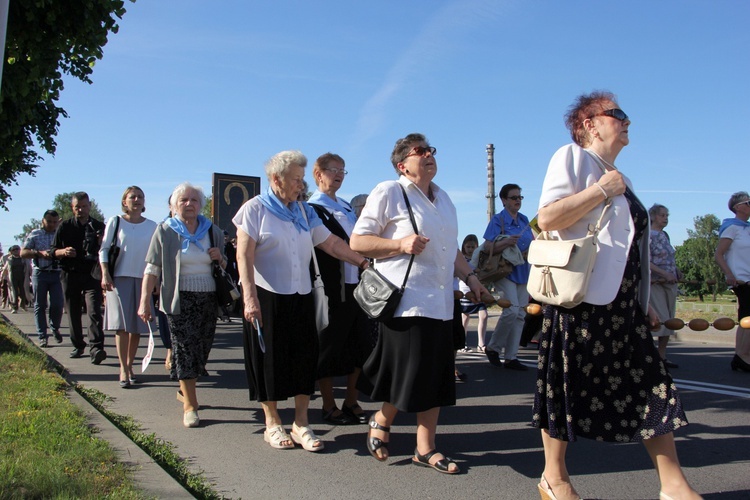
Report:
367,412,390,461
341,403,368,424
264,425,295,449
291,422,324,452
412,448,459,474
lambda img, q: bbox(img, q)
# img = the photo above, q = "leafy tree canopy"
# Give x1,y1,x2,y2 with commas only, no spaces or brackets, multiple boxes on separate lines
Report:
0,0,132,208
675,214,724,300
14,191,105,242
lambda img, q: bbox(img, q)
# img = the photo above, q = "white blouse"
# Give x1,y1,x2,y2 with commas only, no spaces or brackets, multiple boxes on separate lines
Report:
353,176,458,321
99,216,157,278
722,224,750,282
233,198,331,295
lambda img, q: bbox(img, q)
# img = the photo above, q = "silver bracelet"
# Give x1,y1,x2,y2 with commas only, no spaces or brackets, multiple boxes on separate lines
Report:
594,182,608,200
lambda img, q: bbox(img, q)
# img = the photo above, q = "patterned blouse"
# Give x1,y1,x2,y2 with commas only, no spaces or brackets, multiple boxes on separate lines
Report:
649,229,676,276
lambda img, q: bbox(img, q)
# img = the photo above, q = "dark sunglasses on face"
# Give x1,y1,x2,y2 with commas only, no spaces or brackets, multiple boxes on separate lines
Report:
596,108,629,122
506,195,524,201
404,146,437,159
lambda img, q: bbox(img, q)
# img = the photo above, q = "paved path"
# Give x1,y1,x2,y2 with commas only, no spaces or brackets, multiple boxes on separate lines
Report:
4,307,749,500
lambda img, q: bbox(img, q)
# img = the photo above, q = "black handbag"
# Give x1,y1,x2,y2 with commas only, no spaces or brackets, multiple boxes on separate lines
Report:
353,184,417,321
107,216,121,278
208,228,240,308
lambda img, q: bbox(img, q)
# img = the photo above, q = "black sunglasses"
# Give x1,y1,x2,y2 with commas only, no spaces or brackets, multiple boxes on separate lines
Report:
404,146,437,159
506,195,524,201
596,108,629,122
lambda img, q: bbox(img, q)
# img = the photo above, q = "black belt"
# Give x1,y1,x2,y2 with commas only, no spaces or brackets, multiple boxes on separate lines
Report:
37,269,61,273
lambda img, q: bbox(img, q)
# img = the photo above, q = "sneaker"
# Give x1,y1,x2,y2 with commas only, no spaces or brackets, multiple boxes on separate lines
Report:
69,347,85,358
53,330,63,343
504,359,529,371
91,349,107,365
39,338,48,348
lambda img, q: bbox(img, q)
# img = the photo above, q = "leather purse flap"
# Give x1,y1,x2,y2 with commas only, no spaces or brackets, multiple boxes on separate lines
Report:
527,239,576,268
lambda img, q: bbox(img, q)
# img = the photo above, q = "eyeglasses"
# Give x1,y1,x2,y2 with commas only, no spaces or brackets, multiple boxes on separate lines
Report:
506,195,524,201
324,167,348,175
734,200,750,208
595,108,629,122
404,146,437,160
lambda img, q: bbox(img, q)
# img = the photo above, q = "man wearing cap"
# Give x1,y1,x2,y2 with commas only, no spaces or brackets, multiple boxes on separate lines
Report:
22,210,64,348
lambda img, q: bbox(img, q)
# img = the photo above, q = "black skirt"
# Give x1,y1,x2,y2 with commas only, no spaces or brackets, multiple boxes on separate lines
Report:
317,283,372,378
242,287,318,402
363,316,456,413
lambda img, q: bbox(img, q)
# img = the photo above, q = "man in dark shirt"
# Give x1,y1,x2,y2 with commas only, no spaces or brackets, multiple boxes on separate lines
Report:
50,192,107,363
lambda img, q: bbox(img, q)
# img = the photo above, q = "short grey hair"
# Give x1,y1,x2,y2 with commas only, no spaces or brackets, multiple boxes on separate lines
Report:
265,150,307,182
170,182,205,211
648,203,668,221
728,191,749,214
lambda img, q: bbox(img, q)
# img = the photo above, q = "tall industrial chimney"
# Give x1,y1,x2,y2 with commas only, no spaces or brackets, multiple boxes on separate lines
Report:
486,144,496,220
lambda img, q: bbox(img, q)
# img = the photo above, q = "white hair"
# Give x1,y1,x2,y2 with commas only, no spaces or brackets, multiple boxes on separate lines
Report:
265,150,307,182
170,182,205,211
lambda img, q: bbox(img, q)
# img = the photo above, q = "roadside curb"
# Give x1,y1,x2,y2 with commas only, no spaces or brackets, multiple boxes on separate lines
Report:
2,314,194,500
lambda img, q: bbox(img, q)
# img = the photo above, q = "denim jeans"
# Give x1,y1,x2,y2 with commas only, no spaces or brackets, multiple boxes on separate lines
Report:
32,270,64,340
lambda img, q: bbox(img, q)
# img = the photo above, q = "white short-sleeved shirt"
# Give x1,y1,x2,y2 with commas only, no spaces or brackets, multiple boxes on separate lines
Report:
99,216,157,278
233,198,331,294
353,177,458,321
721,224,750,282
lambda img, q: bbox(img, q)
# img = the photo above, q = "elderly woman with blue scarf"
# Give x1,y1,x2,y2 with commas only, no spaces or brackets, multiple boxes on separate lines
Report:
233,150,369,451
138,182,226,428
715,190,750,373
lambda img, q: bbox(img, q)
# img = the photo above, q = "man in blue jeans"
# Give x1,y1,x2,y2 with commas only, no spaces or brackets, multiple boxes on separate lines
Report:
22,210,64,348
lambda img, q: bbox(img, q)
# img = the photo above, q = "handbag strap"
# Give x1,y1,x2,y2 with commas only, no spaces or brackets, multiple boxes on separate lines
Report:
111,216,120,250
298,202,323,284
395,184,418,291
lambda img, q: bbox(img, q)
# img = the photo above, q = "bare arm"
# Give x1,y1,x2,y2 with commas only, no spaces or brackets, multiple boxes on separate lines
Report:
316,234,368,268
715,238,736,286
350,233,429,259
138,273,159,322
236,229,261,325
454,250,491,301
650,263,677,283
537,169,626,231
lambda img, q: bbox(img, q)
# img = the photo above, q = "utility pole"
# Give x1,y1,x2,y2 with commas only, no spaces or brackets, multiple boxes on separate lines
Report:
486,144,496,220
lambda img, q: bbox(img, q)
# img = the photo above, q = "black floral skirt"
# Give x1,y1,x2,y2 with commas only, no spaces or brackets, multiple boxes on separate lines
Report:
167,291,217,380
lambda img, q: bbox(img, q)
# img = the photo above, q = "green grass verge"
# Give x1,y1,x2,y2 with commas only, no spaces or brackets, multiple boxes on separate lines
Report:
0,321,145,499
0,319,225,500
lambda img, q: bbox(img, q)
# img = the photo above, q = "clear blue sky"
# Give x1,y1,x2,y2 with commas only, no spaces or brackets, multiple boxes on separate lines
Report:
2,0,748,252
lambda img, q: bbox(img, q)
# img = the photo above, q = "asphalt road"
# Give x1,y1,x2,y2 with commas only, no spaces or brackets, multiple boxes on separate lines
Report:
4,308,749,500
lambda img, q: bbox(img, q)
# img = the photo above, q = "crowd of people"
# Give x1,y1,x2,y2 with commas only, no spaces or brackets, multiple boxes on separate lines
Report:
5,92,750,498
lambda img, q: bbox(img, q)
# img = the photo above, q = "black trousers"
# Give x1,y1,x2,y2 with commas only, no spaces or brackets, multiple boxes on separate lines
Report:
60,270,104,353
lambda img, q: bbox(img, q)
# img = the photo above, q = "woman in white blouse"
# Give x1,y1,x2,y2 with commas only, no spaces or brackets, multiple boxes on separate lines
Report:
138,183,226,428
233,150,367,452
715,191,750,373
350,133,488,475
99,186,157,388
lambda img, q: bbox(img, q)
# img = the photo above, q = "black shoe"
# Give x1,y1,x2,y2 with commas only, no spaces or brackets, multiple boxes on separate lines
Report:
504,359,529,371
341,403,368,424
485,348,502,367
39,338,48,348
69,347,85,358
664,359,679,369
91,349,107,365
731,354,750,372
322,407,355,425
53,330,63,343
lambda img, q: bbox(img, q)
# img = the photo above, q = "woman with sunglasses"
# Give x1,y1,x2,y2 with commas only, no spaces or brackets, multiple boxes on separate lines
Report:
351,133,489,475
715,191,750,373
532,92,700,500
482,183,533,370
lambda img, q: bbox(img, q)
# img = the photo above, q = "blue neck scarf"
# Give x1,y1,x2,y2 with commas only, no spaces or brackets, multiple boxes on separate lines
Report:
719,217,750,237
258,186,322,232
307,190,357,225
166,215,213,253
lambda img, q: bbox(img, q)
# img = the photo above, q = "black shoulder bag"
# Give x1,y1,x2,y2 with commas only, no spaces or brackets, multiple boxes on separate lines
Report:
353,184,418,321
208,228,240,308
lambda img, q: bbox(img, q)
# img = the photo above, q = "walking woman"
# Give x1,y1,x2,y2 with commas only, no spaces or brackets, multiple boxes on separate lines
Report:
100,186,157,388
533,92,700,500
351,133,488,474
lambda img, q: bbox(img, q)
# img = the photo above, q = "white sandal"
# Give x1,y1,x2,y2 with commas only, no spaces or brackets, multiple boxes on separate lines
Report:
264,425,294,449
291,422,324,452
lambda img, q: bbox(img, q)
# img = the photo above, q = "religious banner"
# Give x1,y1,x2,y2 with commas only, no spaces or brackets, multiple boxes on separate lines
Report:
211,173,261,237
